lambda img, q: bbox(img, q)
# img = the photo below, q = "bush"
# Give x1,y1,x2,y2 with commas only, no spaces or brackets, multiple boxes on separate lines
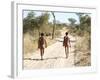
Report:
24,33,38,54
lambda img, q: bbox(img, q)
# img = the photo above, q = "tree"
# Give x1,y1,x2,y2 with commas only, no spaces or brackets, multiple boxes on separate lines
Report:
23,11,35,33
79,14,91,33
76,13,84,24
37,13,49,35
68,18,76,27
75,13,84,30
74,13,91,36
80,15,91,26
51,12,56,39
27,11,35,20
23,12,49,36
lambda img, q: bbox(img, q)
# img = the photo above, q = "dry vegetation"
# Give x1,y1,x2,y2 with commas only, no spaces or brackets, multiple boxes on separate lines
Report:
23,33,57,55
74,33,91,66
24,33,37,54
23,11,91,67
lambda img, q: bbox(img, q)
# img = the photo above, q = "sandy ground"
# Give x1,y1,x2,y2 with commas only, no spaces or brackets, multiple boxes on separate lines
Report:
23,35,76,69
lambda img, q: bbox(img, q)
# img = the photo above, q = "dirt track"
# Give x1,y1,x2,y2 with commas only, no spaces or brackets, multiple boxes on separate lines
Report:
24,35,76,69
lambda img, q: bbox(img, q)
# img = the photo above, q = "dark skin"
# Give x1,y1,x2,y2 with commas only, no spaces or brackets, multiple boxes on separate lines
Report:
63,32,71,58
38,33,47,60
40,47,44,60
64,38,71,58
39,40,45,60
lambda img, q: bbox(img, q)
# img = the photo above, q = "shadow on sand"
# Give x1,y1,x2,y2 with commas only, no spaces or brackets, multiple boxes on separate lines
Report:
24,56,67,61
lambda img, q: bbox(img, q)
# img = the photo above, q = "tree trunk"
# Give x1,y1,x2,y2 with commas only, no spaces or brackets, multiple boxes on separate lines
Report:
52,20,56,39
51,12,56,39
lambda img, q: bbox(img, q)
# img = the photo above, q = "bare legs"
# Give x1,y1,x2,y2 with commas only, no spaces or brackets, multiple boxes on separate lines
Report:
65,46,69,58
40,48,44,60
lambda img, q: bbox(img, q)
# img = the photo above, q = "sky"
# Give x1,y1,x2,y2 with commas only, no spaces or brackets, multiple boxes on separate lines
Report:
23,10,89,24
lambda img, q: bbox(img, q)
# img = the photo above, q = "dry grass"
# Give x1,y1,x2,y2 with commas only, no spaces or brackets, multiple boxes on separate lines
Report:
74,35,91,66
74,51,91,66
23,33,56,55
24,33,38,54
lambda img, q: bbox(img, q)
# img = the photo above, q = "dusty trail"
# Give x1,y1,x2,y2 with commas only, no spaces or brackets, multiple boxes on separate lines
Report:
24,34,76,69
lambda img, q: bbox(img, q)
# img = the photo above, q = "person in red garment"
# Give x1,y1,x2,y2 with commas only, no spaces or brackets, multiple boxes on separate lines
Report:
63,32,71,58
38,33,47,60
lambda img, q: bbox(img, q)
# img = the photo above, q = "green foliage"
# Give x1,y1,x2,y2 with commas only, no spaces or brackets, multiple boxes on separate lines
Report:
69,14,91,36
27,11,35,19
68,13,91,49
23,11,35,33
23,11,60,40
68,18,77,27
23,12,50,35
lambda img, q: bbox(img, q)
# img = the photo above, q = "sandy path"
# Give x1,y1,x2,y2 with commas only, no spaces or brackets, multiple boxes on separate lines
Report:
24,35,76,69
